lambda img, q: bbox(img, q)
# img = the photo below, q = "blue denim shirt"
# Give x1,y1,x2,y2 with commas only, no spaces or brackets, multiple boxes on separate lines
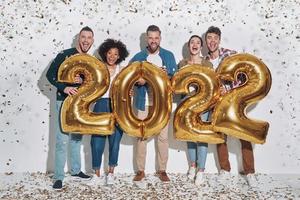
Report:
130,47,177,111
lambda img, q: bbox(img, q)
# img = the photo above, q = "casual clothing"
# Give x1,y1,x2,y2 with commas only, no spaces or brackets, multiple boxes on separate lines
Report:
135,106,169,171
102,65,120,98
54,101,82,181
206,47,255,175
46,48,83,181
187,142,208,170
178,57,213,170
217,139,255,174
91,98,123,170
144,51,163,106
177,58,213,69
130,47,177,172
46,48,81,101
205,47,237,70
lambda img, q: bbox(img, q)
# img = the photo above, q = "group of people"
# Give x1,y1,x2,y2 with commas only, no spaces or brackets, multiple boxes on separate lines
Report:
46,25,257,190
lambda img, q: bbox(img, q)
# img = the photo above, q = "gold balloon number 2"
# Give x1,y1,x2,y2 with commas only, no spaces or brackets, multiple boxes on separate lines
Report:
58,54,115,135
212,54,272,144
172,65,225,144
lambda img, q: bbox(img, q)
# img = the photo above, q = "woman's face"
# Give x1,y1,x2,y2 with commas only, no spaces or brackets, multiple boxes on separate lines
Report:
189,37,202,56
106,48,120,66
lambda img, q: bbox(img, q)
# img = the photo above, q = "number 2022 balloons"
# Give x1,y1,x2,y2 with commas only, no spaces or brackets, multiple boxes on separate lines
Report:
57,53,271,144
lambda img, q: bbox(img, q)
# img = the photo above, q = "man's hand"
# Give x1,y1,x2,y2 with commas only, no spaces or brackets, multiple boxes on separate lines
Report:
220,85,228,95
63,87,78,95
75,74,83,84
137,78,146,85
161,66,168,75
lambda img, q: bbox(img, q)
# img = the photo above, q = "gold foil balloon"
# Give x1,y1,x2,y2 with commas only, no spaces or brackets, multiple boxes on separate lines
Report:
212,53,272,144
172,64,224,144
58,54,115,134
111,61,172,139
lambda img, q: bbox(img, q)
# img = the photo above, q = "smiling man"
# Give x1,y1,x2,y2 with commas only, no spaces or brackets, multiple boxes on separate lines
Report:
130,25,177,183
205,26,257,188
46,26,94,190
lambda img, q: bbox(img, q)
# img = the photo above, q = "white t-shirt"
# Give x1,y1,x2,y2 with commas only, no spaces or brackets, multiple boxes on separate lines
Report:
210,56,231,91
147,52,163,67
145,51,163,106
102,64,120,98
210,57,221,70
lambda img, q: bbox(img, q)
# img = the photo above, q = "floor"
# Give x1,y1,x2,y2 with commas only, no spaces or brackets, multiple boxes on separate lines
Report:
0,173,299,199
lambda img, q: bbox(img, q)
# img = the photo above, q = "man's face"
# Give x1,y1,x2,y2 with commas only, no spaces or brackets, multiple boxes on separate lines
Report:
205,32,220,53
78,30,94,53
146,31,161,53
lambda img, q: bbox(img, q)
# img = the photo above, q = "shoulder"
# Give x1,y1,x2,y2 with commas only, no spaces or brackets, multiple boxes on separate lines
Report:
134,50,145,56
178,59,188,69
220,47,237,55
202,59,213,68
160,47,175,57
64,48,78,55
57,48,77,58
130,49,147,61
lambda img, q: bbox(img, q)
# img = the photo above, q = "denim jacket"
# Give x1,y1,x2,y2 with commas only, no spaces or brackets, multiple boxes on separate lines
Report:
130,47,177,111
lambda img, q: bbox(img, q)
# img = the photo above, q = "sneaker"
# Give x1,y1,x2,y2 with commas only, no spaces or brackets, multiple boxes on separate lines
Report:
195,171,205,186
219,170,231,185
156,171,170,182
106,173,114,185
133,171,145,181
71,171,91,180
246,173,258,188
85,175,103,186
187,166,196,180
52,180,62,190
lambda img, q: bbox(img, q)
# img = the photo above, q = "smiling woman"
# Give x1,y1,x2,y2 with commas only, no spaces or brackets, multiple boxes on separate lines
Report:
177,34,214,186
89,38,129,186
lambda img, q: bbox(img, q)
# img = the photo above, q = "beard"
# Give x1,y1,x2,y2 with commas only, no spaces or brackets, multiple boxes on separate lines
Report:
147,43,159,53
79,44,91,53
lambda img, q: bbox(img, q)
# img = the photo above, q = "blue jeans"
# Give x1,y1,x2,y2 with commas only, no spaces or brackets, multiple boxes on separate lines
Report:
54,101,82,181
91,98,123,170
187,111,209,170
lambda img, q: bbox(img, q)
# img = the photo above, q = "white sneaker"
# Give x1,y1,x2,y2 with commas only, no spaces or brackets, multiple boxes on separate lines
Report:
106,173,114,185
195,171,205,186
219,170,231,186
187,166,196,180
246,173,258,188
85,175,103,186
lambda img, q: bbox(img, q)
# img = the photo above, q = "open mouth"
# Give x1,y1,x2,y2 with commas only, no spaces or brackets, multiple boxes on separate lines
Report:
82,43,90,48
209,42,216,48
108,59,116,63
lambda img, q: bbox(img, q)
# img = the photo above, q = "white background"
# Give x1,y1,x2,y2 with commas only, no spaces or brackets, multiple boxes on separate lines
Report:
0,0,300,174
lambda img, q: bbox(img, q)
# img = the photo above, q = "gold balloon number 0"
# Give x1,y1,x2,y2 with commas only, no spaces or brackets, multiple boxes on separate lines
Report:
111,62,172,139
58,54,115,135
